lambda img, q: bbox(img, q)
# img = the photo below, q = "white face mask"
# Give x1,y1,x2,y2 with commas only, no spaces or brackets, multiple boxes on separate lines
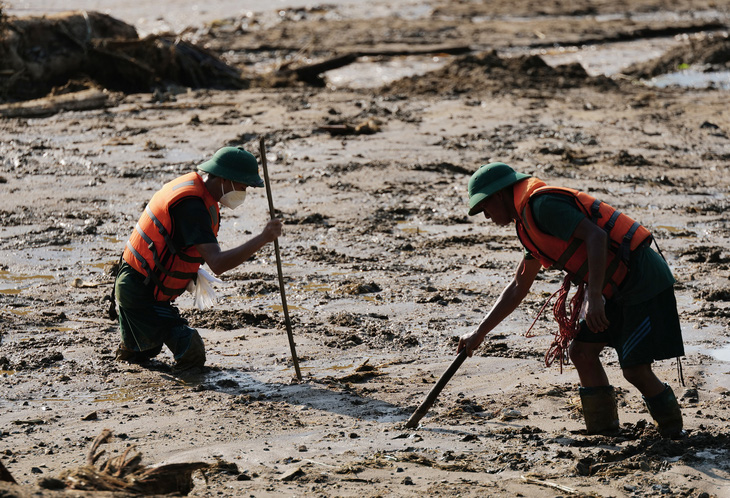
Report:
219,181,247,209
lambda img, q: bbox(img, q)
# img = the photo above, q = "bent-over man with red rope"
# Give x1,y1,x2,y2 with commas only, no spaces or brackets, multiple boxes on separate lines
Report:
458,162,685,438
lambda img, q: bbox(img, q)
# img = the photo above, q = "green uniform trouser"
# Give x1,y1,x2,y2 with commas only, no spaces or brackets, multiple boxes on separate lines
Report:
115,262,205,371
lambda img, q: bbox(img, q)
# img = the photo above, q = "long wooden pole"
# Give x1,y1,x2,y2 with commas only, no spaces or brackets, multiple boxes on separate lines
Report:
259,137,302,381
405,350,468,428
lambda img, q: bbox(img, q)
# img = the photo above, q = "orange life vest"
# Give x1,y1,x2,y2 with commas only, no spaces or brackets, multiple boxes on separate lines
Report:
123,172,220,301
513,178,652,298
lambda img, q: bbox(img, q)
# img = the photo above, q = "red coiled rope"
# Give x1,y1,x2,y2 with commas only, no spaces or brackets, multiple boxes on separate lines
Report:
525,274,585,372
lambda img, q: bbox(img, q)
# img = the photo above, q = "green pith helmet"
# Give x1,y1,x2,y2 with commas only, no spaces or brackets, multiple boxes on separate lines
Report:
467,162,531,216
198,147,265,187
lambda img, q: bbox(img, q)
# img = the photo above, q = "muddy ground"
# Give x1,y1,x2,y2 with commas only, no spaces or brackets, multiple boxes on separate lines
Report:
1,0,730,496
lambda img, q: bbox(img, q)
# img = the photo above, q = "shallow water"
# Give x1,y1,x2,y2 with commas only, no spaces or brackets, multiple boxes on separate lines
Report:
530,38,675,76
649,69,730,90
326,56,448,90
473,10,727,25
711,342,730,362
0,269,55,294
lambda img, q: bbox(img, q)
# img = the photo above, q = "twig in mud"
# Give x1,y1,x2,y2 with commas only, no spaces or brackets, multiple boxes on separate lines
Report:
521,475,579,494
87,428,113,465
67,315,117,325
302,459,337,468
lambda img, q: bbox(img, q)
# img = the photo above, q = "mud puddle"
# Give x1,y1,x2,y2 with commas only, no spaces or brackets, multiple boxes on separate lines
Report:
709,343,730,362
325,55,450,89
0,269,55,295
529,37,679,76
649,68,730,89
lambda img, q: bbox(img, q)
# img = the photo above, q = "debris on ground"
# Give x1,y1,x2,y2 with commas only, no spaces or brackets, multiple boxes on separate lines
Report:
622,33,730,78
40,429,209,495
0,11,247,103
317,119,381,136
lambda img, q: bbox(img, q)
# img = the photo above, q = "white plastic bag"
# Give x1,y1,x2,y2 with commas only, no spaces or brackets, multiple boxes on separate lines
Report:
192,267,223,310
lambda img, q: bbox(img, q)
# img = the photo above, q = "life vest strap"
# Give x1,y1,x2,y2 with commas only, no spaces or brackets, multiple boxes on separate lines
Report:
602,254,623,296
149,248,198,280
134,223,199,280
126,242,194,299
145,205,176,253
604,210,621,233
590,199,602,222
620,221,642,262
142,207,204,264
554,238,583,270
125,241,153,286
573,259,589,283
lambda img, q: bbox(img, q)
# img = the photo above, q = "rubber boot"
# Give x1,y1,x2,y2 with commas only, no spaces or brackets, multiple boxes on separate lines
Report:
115,342,162,363
579,385,620,435
171,329,206,373
644,384,683,438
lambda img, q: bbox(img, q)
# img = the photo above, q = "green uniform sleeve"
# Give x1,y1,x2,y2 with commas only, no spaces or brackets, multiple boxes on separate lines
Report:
170,198,218,248
530,193,586,241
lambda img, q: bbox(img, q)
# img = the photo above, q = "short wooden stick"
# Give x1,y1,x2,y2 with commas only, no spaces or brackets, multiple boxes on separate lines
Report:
405,349,468,428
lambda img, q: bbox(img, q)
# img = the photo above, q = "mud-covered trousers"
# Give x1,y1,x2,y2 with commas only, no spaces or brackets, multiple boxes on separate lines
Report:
114,262,205,372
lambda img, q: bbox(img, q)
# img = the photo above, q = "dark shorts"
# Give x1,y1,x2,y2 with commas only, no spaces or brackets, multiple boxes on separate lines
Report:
574,286,684,368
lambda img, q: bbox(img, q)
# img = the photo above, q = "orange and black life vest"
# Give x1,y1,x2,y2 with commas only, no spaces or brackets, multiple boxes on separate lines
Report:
123,172,220,301
513,178,652,298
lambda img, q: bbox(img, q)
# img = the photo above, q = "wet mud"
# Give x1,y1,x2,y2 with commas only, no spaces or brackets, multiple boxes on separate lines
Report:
1,0,730,496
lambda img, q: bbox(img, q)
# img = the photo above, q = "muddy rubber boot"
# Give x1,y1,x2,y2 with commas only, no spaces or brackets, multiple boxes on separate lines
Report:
171,330,206,373
115,342,162,363
115,343,136,362
579,385,620,435
644,384,683,438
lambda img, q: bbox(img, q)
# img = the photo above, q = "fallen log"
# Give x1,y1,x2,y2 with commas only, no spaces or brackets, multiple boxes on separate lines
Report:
87,36,248,93
295,53,359,85
527,21,726,49
357,44,472,57
275,44,472,86
316,119,381,136
0,87,113,118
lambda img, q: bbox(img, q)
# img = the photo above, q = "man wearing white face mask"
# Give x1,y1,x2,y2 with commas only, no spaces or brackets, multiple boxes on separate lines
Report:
113,147,282,373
